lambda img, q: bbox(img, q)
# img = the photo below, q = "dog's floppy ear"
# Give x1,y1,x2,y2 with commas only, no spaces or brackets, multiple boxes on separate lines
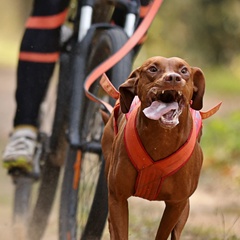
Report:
119,68,140,113
191,67,205,110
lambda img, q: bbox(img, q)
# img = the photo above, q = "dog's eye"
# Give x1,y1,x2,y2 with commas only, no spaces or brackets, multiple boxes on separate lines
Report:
181,67,188,74
148,66,158,73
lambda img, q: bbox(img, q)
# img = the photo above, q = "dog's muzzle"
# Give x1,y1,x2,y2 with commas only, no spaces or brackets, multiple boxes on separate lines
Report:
143,89,185,128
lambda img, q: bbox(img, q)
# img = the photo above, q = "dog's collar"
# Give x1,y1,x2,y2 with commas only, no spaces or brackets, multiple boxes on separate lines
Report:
123,100,202,200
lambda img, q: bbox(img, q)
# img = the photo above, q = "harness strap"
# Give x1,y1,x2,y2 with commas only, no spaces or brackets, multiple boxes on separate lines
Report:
200,102,222,119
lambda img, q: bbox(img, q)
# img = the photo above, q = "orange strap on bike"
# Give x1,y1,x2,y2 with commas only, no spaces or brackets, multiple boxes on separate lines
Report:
84,0,164,112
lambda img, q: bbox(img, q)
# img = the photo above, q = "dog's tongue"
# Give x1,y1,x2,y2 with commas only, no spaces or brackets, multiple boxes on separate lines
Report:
143,101,178,120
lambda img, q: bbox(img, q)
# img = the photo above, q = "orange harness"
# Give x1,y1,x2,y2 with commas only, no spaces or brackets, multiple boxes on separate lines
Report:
114,99,202,200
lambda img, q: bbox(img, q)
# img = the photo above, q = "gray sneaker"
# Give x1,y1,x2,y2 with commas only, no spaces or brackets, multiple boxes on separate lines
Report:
2,127,37,172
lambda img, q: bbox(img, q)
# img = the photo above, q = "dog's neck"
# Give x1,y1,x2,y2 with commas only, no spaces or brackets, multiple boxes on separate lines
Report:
136,106,193,161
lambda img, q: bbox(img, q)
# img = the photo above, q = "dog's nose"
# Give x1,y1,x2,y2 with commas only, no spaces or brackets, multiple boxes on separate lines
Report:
164,73,181,82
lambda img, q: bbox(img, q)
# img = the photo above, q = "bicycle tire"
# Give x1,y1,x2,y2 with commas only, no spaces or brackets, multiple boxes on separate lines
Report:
12,176,33,239
28,50,72,240
12,145,61,240
11,50,71,240
59,28,133,240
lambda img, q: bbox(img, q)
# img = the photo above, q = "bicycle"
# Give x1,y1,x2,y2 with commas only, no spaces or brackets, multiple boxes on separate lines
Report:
9,0,163,239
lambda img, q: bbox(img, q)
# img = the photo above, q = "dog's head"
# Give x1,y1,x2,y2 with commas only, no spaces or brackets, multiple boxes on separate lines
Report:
119,56,205,128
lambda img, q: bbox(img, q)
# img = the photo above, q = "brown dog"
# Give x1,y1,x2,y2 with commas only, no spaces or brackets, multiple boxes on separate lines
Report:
101,56,206,240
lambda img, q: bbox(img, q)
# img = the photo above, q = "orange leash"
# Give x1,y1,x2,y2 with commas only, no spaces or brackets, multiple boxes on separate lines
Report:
84,0,164,112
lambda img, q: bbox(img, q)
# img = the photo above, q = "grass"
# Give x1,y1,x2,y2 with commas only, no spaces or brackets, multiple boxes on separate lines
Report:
183,226,240,240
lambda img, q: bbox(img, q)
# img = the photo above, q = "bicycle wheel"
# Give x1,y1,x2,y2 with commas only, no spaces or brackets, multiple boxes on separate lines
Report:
12,134,60,240
11,49,71,240
59,28,133,240
28,50,72,240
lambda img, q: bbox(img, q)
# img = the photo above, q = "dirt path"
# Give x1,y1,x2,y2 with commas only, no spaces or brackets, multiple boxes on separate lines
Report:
0,67,240,239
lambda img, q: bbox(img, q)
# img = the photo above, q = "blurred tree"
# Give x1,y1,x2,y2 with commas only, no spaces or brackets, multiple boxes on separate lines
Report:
144,0,240,66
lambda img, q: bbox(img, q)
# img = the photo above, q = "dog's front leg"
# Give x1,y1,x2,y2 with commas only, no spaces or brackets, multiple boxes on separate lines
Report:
170,199,190,240
108,192,129,240
155,199,189,240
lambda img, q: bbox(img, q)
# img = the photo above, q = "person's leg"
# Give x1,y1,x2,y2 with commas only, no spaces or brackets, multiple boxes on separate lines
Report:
15,0,70,127
3,0,70,171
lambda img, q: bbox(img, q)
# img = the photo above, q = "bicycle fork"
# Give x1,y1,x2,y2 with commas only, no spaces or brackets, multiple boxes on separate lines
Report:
68,0,139,150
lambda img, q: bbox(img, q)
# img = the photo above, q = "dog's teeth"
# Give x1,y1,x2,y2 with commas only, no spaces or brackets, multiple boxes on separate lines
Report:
178,91,182,96
162,90,165,94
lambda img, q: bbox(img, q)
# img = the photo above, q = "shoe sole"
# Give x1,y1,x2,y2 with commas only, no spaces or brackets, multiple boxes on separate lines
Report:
3,158,32,173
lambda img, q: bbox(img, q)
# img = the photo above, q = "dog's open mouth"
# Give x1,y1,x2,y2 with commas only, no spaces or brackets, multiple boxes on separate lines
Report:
143,90,185,127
